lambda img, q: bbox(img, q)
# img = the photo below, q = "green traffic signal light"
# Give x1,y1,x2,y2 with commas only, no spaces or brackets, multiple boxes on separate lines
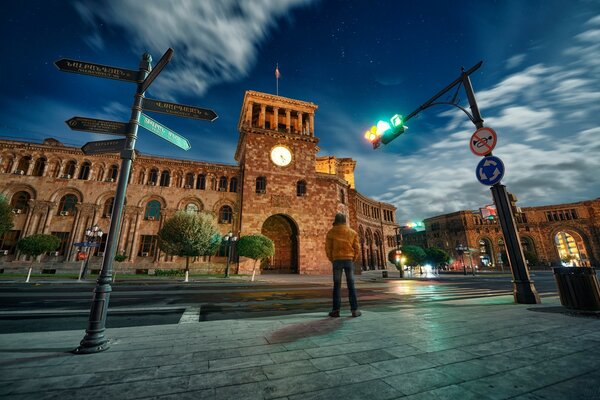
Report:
381,114,407,145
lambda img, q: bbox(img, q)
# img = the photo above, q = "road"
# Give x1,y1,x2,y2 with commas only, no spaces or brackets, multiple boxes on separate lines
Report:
0,272,558,334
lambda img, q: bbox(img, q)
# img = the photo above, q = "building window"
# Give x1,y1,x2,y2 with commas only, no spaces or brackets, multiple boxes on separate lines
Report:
159,170,170,187
16,156,31,174
256,176,266,194
219,176,228,191
148,168,158,185
145,200,161,220
210,176,217,191
108,165,119,181
185,203,199,213
185,173,195,188
32,157,46,176
103,197,114,218
0,230,21,255
64,160,76,178
53,161,61,177
340,189,345,204
78,162,91,180
50,231,70,255
229,177,238,193
138,235,158,257
3,158,14,174
96,166,105,181
219,205,233,224
58,194,77,215
297,180,306,196
11,191,30,212
196,174,206,190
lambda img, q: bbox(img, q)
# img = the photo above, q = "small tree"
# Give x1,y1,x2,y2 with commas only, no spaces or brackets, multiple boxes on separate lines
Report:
0,195,14,237
17,234,60,282
157,211,220,282
401,245,427,267
237,234,275,281
424,247,450,268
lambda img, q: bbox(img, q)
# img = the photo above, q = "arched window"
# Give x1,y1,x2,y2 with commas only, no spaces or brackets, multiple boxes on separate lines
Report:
229,177,238,193
58,194,77,215
138,170,145,185
16,156,31,174
219,176,228,191
64,160,76,178
96,166,104,181
103,197,115,218
185,173,195,188
219,205,233,224
145,200,161,220
210,176,217,191
256,176,266,194
32,157,46,176
185,203,199,213
159,170,170,187
11,191,30,212
108,165,119,181
297,180,306,196
78,161,91,180
148,168,158,185
196,174,206,190
340,189,345,204
3,158,14,174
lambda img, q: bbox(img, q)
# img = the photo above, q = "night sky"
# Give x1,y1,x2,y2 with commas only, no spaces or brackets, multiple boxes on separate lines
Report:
1,0,599,225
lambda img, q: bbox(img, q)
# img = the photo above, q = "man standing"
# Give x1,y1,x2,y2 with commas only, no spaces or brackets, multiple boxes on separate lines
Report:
325,213,361,317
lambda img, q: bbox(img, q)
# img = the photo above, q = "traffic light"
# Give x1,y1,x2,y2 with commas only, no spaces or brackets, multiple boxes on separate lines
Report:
508,192,521,215
364,114,407,149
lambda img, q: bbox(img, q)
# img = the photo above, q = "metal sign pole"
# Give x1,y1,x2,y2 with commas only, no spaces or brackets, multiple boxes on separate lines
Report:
75,53,152,354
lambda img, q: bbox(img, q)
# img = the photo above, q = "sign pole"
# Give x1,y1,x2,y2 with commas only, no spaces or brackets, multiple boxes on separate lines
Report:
75,52,152,354
461,70,540,304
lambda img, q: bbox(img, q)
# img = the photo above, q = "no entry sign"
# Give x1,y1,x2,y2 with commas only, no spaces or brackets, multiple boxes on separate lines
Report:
470,127,497,156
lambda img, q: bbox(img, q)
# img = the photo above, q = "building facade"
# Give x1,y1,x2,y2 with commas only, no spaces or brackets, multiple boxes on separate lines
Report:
423,198,600,270
0,91,398,275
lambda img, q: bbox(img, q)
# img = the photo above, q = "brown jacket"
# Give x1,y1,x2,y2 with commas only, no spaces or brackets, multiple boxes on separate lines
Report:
325,224,360,262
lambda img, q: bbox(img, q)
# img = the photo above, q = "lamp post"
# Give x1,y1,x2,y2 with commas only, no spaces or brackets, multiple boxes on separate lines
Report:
222,232,238,278
394,227,403,278
456,244,467,275
80,225,103,279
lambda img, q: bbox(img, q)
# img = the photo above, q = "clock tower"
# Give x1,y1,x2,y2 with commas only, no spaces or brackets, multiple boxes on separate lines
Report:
235,90,346,274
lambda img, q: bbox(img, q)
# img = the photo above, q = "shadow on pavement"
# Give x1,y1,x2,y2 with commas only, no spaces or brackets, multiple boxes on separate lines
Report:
267,317,342,343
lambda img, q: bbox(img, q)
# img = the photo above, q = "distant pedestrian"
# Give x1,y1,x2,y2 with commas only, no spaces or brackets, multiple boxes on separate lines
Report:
325,213,361,318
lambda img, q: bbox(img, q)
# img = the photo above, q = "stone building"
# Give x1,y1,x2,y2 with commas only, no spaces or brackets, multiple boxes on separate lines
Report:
423,198,600,270
0,91,398,275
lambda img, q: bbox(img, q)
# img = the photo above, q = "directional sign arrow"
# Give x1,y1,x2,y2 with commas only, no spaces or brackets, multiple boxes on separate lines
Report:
66,117,129,136
81,139,127,155
142,98,218,121
141,48,174,93
476,156,505,186
55,59,138,82
138,113,191,151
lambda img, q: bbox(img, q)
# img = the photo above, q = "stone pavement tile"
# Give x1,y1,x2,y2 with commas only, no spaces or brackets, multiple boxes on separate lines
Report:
414,348,478,366
187,366,267,391
370,355,436,376
0,372,95,396
192,343,287,362
262,359,319,379
325,364,392,384
281,338,319,351
153,388,215,400
402,383,493,400
383,343,422,358
436,359,498,381
383,367,464,396
287,379,402,400
154,360,209,377
269,349,311,364
309,354,358,371
208,353,274,372
524,371,600,400
347,349,397,365
304,340,386,358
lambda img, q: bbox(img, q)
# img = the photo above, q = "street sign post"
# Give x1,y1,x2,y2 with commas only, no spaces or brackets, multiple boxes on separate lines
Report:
66,117,128,136
81,139,127,155
138,113,191,151
476,155,505,186
140,48,173,93
54,59,138,82
143,98,218,121
470,127,497,156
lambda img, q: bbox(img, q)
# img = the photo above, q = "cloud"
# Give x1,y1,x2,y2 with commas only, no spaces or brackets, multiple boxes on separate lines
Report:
506,54,525,69
74,0,317,99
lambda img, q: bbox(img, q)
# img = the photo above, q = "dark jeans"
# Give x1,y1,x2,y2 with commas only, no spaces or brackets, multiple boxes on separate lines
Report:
332,259,359,311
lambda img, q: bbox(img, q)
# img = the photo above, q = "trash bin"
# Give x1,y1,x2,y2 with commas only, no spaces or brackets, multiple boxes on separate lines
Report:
553,267,600,311
382,270,388,278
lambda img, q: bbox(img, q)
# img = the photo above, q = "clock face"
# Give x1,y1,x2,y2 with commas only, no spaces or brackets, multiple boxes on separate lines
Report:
270,145,292,166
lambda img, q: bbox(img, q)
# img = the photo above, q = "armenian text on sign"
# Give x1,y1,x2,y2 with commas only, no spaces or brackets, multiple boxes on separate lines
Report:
54,59,138,82
66,117,128,135
143,98,218,121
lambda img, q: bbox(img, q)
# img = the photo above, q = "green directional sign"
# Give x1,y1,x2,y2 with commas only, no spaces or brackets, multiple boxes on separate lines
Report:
138,113,191,151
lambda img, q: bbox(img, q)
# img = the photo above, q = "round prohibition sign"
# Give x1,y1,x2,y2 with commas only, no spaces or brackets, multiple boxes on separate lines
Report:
470,127,497,156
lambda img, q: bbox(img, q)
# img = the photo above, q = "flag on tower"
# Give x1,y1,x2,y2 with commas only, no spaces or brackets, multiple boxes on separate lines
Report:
275,64,281,79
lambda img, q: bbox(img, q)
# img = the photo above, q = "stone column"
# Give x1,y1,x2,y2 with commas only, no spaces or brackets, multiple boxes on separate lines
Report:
298,113,303,135
286,109,291,133
273,107,279,131
127,207,143,262
246,101,253,127
309,114,315,137
260,104,266,129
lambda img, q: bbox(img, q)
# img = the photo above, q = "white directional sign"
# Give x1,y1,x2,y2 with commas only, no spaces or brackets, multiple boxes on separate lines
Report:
476,155,505,186
470,127,497,157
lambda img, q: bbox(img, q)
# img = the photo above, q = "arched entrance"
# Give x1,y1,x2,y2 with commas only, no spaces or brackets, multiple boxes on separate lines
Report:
261,214,299,273
554,231,586,266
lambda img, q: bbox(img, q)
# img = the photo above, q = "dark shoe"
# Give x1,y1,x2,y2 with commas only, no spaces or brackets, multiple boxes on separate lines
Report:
351,310,362,317
328,310,340,318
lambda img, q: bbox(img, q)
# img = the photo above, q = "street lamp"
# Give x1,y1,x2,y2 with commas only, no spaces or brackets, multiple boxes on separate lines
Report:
456,244,467,276
394,227,403,278
222,232,238,278
80,225,103,279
